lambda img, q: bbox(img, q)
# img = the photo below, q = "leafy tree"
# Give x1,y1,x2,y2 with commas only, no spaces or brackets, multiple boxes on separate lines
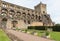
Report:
55,24,60,26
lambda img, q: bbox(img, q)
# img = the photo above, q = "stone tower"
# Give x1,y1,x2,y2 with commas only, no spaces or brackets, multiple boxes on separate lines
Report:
34,2,47,14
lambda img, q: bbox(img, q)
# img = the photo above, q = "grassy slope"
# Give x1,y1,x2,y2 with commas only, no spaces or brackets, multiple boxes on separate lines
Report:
0,29,10,41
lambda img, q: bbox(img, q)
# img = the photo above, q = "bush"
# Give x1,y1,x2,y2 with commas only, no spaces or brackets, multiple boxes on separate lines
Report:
28,26,45,30
52,26,60,31
45,31,49,36
28,26,60,32
24,29,27,33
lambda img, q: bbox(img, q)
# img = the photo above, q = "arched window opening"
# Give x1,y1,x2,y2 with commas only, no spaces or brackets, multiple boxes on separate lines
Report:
1,12,7,16
22,12,26,18
44,15,47,17
23,12,26,15
2,3,7,7
9,10,15,15
1,8,8,12
28,13,30,16
2,18,7,21
12,21,18,28
32,14,34,16
17,11,20,13
1,18,7,28
39,16,41,20
31,14,34,19
36,15,37,19
28,21,30,24
24,20,26,23
10,10,15,12
27,13,30,19
39,20,42,22
17,11,21,16
43,11,45,13
2,8,7,11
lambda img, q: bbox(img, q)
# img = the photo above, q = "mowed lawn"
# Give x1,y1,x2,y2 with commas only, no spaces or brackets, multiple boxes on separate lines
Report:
50,32,60,41
26,29,60,41
0,29,10,41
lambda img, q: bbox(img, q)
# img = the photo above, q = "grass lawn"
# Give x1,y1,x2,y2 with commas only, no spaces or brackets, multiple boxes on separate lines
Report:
38,31,60,41
26,29,60,41
50,32,60,41
0,29,11,41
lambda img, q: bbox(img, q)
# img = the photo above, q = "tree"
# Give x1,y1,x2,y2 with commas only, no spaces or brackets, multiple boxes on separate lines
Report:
55,24,60,26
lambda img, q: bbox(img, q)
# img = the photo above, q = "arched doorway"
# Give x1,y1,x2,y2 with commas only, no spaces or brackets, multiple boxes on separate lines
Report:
12,20,18,28
1,18,7,29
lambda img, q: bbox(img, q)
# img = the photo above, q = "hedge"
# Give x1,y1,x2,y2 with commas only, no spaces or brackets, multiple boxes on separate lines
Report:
28,26,60,32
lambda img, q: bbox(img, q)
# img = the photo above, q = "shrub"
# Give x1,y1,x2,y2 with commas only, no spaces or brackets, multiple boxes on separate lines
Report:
28,26,60,32
45,31,49,36
28,26,45,30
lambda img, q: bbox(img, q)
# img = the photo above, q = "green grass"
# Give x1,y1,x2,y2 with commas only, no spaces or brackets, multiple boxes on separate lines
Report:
38,31,60,41
26,29,60,41
0,29,11,41
50,32,60,41
25,29,45,36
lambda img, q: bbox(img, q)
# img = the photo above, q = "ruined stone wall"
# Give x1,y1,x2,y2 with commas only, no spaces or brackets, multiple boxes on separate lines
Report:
0,0,54,29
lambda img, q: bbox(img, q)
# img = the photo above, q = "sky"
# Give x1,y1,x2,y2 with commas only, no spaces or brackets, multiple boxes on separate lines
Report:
3,0,60,24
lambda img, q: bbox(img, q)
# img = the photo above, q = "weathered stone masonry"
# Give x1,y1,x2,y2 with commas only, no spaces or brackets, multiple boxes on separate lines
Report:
0,0,54,29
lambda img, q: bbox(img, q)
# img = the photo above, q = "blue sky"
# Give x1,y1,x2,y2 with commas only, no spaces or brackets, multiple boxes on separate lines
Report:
3,0,60,24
